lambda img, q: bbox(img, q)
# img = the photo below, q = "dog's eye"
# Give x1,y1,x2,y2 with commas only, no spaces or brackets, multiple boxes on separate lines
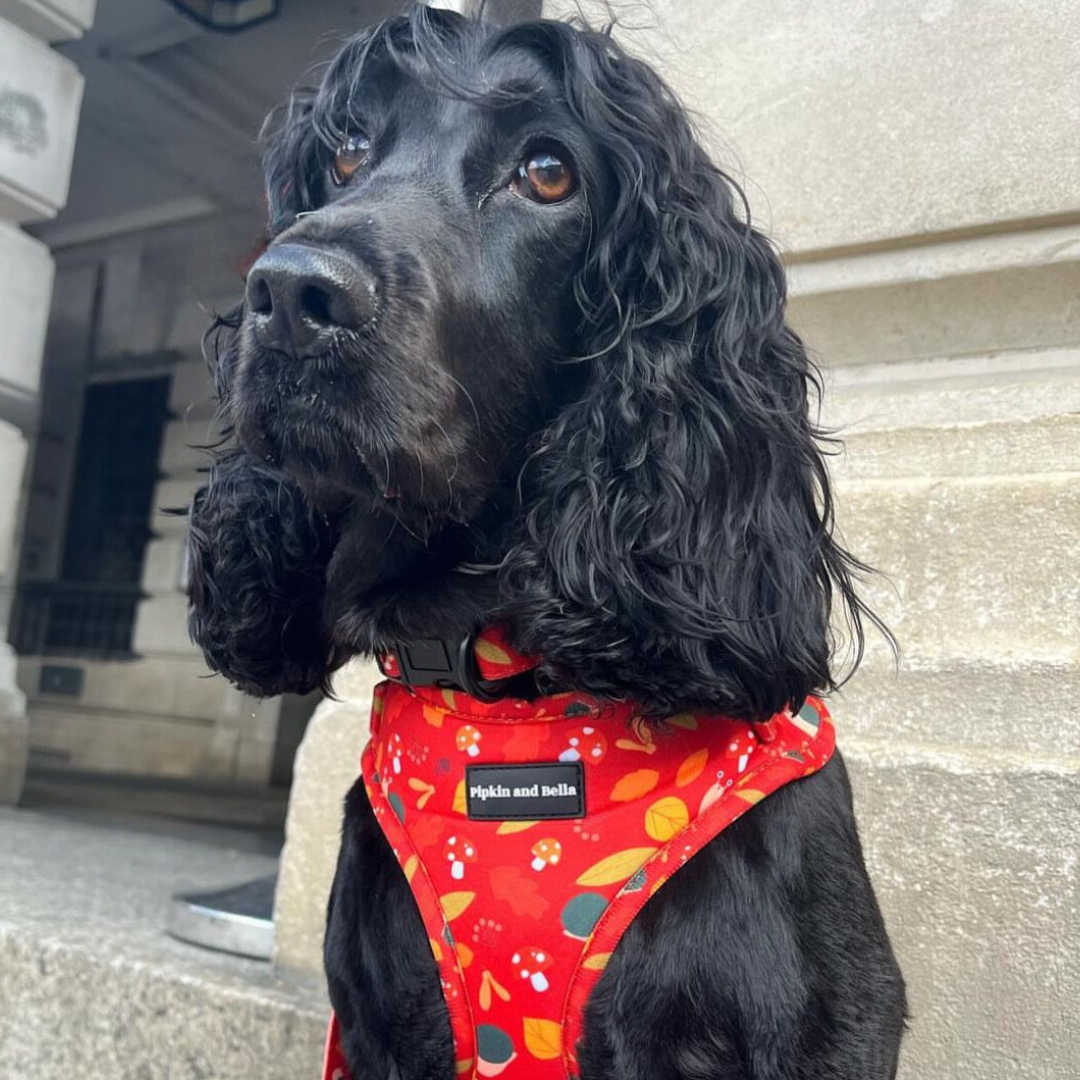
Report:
331,134,371,185
512,148,577,204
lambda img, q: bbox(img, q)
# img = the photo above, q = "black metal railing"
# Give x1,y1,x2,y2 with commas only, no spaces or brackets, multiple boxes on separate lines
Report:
10,581,144,659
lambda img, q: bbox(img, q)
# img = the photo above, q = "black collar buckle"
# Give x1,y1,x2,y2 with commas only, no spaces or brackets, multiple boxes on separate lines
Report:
379,628,504,703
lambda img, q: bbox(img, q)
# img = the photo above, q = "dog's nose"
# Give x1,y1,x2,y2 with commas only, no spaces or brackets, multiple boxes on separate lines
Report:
245,244,377,357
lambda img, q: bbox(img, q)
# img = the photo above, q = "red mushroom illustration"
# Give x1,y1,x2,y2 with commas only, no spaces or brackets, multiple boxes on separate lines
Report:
455,725,482,757
558,726,607,764
530,838,563,872
388,733,405,775
512,947,553,992
444,835,477,881
725,730,756,775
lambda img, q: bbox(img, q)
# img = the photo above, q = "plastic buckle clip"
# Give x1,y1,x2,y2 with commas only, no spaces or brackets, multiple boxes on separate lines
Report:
380,629,503,703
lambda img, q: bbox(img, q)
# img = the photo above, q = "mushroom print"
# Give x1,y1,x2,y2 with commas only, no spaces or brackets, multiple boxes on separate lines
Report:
558,726,607,765
512,947,554,991
388,733,405,775
725,730,756,775
456,725,482,757
445,836,478,881
530,838,563,872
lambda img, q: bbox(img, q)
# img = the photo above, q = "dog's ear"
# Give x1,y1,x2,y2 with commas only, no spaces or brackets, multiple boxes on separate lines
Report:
502,31,884,718
261,89,324,236
186,451,339,698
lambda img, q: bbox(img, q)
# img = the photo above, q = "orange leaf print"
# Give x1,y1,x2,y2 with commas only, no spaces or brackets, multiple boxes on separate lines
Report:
456,942,474,968
402,854,419,883
576,848,657,886
644,797,690,842
452,779,467,815
422,704,445,728
475,638,513,666
523,1017,562,1060
408,778,436,809
734,788,766,806
615,738,657,755
479,969,511,1011
496,820,538,835
503,725,546,759
489,866,550,918
676,748,708,788
439,891,476,921
610,769,659,802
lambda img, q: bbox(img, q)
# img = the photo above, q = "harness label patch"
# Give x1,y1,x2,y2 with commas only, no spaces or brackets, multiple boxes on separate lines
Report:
466,762,585,821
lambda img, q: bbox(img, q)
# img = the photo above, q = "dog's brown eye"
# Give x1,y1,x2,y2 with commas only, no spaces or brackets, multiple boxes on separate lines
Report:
332,134,371,185
512,149,576,204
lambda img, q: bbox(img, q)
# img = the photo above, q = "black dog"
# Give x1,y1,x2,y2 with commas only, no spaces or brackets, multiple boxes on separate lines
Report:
187,7,906,1078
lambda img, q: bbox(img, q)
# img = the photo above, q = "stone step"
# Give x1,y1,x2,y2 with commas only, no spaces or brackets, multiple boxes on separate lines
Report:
833,412,1080,481
821,347,1080,431
833,473,1079,666
0,809,326,1080
835,656,1080,759
844,747,1078,1080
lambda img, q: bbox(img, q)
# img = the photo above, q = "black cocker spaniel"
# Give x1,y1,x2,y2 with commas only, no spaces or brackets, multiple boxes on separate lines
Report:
187,6,906,1078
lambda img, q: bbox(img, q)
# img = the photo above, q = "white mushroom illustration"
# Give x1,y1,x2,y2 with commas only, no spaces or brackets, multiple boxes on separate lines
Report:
445,836,477,880
530,838,563,872
389,733,405,775
512,947,553,992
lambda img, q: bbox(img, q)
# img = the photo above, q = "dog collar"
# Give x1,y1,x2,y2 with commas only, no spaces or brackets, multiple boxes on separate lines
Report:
378,626,539,703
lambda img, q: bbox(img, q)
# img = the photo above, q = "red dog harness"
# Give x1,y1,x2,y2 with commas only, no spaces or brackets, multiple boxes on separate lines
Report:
323,629,835,1080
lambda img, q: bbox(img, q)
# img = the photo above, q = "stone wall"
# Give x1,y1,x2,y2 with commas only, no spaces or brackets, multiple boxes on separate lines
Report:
276,4,1079,1079
0,0,95,803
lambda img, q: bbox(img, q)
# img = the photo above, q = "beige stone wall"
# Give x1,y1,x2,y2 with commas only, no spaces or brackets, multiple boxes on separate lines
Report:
0,0,94,803
276,5,1080,1080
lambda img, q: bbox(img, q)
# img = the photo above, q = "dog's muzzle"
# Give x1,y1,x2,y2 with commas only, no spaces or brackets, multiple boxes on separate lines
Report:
245,243,379,360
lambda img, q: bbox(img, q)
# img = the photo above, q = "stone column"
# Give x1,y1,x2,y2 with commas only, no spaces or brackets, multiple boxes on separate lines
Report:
0,0,96,803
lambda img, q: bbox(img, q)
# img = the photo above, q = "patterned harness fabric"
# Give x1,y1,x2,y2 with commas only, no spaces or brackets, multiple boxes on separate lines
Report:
324,630,835,1080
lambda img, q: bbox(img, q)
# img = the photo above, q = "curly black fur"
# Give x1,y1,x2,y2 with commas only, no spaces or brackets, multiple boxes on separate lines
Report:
185,7,905,1078
187,6,887,718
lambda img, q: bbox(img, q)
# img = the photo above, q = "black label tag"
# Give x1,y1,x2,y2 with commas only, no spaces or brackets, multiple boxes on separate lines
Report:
466,762,585,821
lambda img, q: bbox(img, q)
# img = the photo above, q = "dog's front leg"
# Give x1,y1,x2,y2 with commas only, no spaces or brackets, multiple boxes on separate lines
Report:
325,779,456,1080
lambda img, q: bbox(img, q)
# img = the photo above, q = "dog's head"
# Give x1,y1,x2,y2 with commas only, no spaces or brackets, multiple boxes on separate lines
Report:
224,8,603,523
193,5,884,717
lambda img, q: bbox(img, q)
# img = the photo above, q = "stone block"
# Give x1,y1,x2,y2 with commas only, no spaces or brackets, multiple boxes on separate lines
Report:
833,414,1080,483
835,475,1080,666
822,353,1080,432
0,15,84,221
0,808,326,1079
18,654,244,723
790,261,1080,368
0,222,52,403
0,644,27,804
0,418,27,575
25,704,238,779
132,591,200,655
273,661,379,977
548,0,1080,254
837,656,1080,758
0,0,96,42
843,747,1079,1080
